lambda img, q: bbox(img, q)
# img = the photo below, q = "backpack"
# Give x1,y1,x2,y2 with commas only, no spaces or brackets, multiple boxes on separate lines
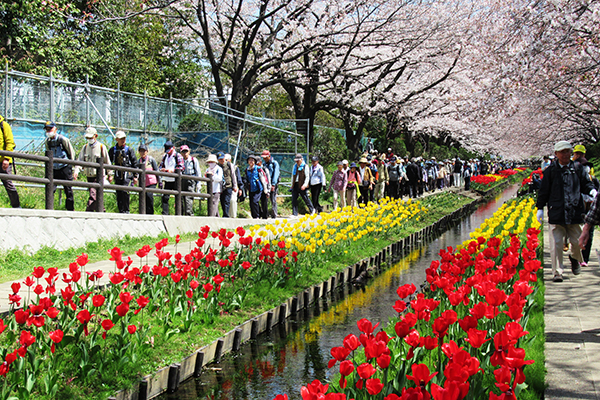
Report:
259,167,271,192
389,165,399,181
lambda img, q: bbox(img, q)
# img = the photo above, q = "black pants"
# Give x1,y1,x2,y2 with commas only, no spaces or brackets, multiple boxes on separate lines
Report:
141,184,156,214
0,163,20,208
310,184,323,213
291,186,314,216
115,178,131,213
358,185,369,205
464,177,471,191
249,191,262,218
582,224,594,263
53,165,74,211
162,181,176,215
387,181,399,199
220,187,233,218
86,176,102,212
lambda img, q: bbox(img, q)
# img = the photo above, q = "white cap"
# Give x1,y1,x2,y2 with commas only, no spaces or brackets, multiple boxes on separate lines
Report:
115,130,126,139
84,127,97,138
342,159,348,165
554,141,572,152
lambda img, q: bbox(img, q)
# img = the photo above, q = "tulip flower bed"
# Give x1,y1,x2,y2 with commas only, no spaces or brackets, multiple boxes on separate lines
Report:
0,193,473,400
281,197,544,400
520,169,543,188
471,169,529,192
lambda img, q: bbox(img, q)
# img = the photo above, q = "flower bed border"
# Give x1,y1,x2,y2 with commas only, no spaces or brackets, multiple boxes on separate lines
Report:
110,195,490,400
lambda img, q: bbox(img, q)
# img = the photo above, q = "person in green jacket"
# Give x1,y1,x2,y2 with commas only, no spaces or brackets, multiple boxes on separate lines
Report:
0,115,20,208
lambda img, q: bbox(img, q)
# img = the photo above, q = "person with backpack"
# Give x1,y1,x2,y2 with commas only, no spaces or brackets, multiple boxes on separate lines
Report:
74,127,112,212
217,151,237,218
245,155,264,219
159,140,185,215
108,131,138,213
291,153,315,216
0,115,20,208
261,150,280,218
346,162,361,208
387,157,401,199
255,156,272,218
181,145,201,216
328,161,348,209
205,154,223,217
463,161,472,191
226,153,244,218
374,155,388,202
44,121,75,210
309,156,326,213
137,144,160,214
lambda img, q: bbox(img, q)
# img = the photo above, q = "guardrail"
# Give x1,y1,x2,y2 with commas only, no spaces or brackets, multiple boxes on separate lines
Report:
0,150,216,215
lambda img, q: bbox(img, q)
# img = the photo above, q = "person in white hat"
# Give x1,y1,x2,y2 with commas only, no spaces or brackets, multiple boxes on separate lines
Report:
108,130,138,213
537,140,598,282
180,145,201,216
205,154,223,216
159,140,184,215
74,126,112,212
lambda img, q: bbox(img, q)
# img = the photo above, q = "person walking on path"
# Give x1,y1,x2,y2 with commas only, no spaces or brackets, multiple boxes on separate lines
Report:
180,145,201,216
346,162,361,208
245,155,264,219
226,153,243,218
291,153,314,216
108,131,138,213
159,141,184,215
217,151,237,218
44,121,75,211
137,144,159,215
573,144,598,265
74,127,112,212
375,156,388,202
255,156,271,219
537,140,597,282
261,150,280,218
463,162,472,191
205,154,223,217
357,157,374,205
309,156,326,213
328,161,347,210
0,115,20,208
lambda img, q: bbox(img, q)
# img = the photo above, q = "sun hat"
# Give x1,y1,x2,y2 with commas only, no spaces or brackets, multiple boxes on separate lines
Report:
554,141,572,152
359,157,368,164
350,162,357,168
247,155,257,162
207,154,218,163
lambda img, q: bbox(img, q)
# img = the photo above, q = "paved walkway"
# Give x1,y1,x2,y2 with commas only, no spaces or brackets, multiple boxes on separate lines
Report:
544,221,600,399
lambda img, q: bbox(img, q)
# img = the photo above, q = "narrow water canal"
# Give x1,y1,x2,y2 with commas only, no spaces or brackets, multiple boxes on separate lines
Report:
158,185,520,400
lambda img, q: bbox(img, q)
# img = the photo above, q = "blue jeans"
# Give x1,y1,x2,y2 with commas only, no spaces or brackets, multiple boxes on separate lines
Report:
292,186,314,216
220,187,233,218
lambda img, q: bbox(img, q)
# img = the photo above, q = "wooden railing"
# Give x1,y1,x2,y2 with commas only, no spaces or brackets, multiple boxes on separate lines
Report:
0,150,216,215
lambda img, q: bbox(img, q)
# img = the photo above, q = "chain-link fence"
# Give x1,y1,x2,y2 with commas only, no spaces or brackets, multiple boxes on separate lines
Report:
1,67,309,180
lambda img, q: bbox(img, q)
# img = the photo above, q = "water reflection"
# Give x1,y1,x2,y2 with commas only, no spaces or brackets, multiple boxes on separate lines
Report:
158,185,519,400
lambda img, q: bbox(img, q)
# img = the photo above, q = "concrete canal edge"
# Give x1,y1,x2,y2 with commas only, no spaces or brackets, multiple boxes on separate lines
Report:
110,193,497,400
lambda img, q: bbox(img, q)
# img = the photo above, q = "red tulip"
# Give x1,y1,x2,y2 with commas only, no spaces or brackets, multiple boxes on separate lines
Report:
357,318,379,336
108,246,124,262
19,330,36,347
102,319,115,331
77,253,89,266
119,292,134,304
406,363,438,387
397,283,417,299
136,295,149,308
92,294,105,308
366,378,384,395
343,334,360,351
128,325,137,334
273,395,288,400
242,261,252,270
32,266,45,279
466,329,490,349
356,362,376,379
116,303,130,317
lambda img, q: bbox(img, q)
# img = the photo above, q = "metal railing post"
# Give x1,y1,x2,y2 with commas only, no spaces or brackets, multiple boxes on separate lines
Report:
97,156,105,212
50,71,55,122
116,82,121,129
85,75,90,126
169,92,173,134
175,170,182,216
144,90,148,134
4,61,8,118
45,150,54,210
139,168,146,214
206,172,213,216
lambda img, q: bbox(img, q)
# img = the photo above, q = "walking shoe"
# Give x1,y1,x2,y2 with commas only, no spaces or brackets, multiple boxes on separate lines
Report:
581,261,588,267
569,255,581,275
563,243,569,252
552,274,563,282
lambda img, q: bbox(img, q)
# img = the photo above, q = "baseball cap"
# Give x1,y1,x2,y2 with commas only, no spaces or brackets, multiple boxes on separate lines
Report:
554,141,572,152
164,140,174,149
44,121,56,130
574,144,586,153
84,127,97,138
261,150,270,158
311,156,319,162
294,153,303,160
115,130,126,139
342,159,348,165
217,151,225,160
180,145,190,152
138,144,148,151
